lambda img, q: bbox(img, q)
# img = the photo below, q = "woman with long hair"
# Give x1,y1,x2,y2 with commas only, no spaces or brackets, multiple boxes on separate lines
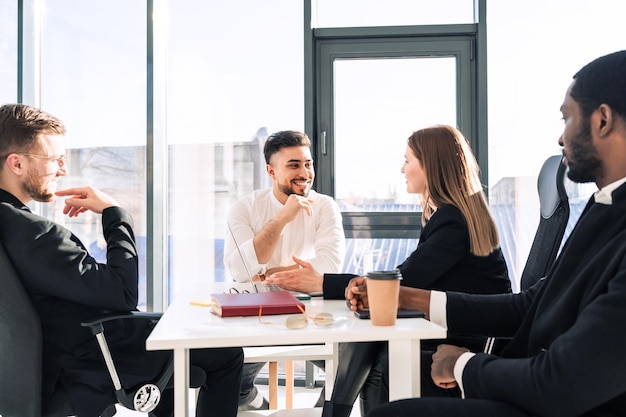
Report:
320,125,511,417
394,124,506,292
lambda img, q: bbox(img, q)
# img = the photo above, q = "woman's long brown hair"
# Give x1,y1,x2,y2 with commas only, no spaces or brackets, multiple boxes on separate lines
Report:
407,125,499,256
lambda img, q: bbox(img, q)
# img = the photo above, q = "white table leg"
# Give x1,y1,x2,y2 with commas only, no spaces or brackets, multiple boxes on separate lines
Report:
174,348,190,417
388,339,421,401
325,342,338,400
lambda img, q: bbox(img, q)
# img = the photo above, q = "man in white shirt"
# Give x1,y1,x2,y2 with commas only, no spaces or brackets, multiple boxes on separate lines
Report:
224,130,345,410
348,50,626,417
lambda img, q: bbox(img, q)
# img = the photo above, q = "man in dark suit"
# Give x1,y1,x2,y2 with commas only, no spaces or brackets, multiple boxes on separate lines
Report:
347,50,626,417
0,103,243,417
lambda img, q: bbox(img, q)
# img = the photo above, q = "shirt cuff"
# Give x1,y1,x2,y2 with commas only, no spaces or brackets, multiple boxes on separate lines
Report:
453,351,475,398
429,290,448,329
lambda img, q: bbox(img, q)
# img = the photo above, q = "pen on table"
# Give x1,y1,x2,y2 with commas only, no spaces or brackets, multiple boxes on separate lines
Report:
189,299,216,307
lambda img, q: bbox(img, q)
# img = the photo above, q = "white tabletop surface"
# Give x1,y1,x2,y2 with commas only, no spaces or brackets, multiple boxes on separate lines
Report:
147,295,446,350
146,284,447,417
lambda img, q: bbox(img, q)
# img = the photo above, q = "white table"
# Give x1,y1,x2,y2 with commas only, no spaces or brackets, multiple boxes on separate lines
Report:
146,294,446,417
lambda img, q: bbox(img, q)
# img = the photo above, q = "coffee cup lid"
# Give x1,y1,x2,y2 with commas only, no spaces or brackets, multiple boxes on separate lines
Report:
366,269,403,280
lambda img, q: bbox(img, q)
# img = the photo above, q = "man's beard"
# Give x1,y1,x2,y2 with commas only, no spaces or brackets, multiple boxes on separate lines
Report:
22,169,55,202
279,181,310,197
566,117,602,184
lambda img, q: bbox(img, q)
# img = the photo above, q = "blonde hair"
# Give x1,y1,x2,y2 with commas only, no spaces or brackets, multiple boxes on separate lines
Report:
407,125,499,256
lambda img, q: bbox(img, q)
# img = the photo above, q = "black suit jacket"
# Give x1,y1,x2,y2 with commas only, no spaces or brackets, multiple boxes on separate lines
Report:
446,184,626,417
0,189,169,417
324,205,510,298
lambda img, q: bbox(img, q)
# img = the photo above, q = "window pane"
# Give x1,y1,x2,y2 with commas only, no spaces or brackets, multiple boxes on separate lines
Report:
39,0,148,307
345,237,419,275
0,0,17,103
313,0,475,28
167,0,304,299
334,57,456,210
487,0,624,288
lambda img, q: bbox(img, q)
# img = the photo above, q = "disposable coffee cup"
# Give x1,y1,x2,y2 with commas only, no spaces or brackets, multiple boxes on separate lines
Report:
365,269,402,326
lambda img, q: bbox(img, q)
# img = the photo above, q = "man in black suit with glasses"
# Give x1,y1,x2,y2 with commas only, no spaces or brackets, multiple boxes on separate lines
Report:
0,103,243,417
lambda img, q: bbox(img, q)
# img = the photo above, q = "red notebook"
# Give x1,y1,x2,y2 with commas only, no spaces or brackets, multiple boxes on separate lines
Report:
210,291,305,317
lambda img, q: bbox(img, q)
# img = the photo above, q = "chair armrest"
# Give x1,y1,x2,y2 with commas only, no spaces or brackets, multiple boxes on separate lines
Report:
81,311,163,335
80,310,206,412
79,310,172,412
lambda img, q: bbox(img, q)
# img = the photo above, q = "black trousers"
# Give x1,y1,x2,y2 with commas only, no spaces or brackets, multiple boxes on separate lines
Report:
365,351,532,417
150,347,243,417
366,397,532,417
330,341,531,417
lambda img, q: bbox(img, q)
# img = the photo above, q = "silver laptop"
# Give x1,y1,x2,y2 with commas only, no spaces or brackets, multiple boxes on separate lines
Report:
227,223,314,299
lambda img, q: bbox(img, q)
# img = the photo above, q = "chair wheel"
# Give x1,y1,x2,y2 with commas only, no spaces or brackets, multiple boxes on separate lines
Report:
133,383,161,412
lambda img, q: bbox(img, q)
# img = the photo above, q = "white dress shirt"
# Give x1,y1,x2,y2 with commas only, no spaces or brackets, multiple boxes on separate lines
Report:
224,188,346,282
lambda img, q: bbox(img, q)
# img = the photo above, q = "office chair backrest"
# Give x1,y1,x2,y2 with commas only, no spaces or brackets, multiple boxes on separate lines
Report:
519,155,570,291
484,155,570,354
0,240,42,417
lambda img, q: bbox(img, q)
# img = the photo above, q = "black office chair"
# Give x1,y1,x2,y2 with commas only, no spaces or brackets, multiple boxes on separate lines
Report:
0,240,203,417
484,154,569,353
517,154,570,291
0,238,45,417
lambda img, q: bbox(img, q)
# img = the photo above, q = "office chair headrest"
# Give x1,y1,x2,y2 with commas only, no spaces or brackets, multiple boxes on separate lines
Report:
538,155,567,219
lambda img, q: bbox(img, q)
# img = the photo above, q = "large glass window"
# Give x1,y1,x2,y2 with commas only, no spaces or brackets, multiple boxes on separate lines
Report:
330,55,459,274
167,0,304,300
487,0,625,289
313,0,475,27
19,0,624,303
314,33,476,275
333,57,456,209
0,0,17,103
38,0,148,307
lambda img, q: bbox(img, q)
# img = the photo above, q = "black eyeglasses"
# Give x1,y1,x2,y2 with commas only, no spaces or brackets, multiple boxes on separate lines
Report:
227,287,251,294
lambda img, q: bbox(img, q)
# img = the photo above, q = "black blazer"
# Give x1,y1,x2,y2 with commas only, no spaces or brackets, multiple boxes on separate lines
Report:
0,189,169,417
446,184,626,417
324,205,510,298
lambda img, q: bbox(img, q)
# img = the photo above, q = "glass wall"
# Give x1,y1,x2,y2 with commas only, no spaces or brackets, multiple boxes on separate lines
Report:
166,0,304,300
313,0,474,27
12,0,626,300
37,0,148,307
486,0,625,289
0,0,17,103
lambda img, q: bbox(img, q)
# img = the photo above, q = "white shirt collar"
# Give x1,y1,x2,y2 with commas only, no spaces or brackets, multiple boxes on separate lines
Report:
594,177,626,205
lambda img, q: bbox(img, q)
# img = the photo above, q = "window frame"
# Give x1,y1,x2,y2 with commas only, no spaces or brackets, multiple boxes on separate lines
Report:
306,20,487,240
